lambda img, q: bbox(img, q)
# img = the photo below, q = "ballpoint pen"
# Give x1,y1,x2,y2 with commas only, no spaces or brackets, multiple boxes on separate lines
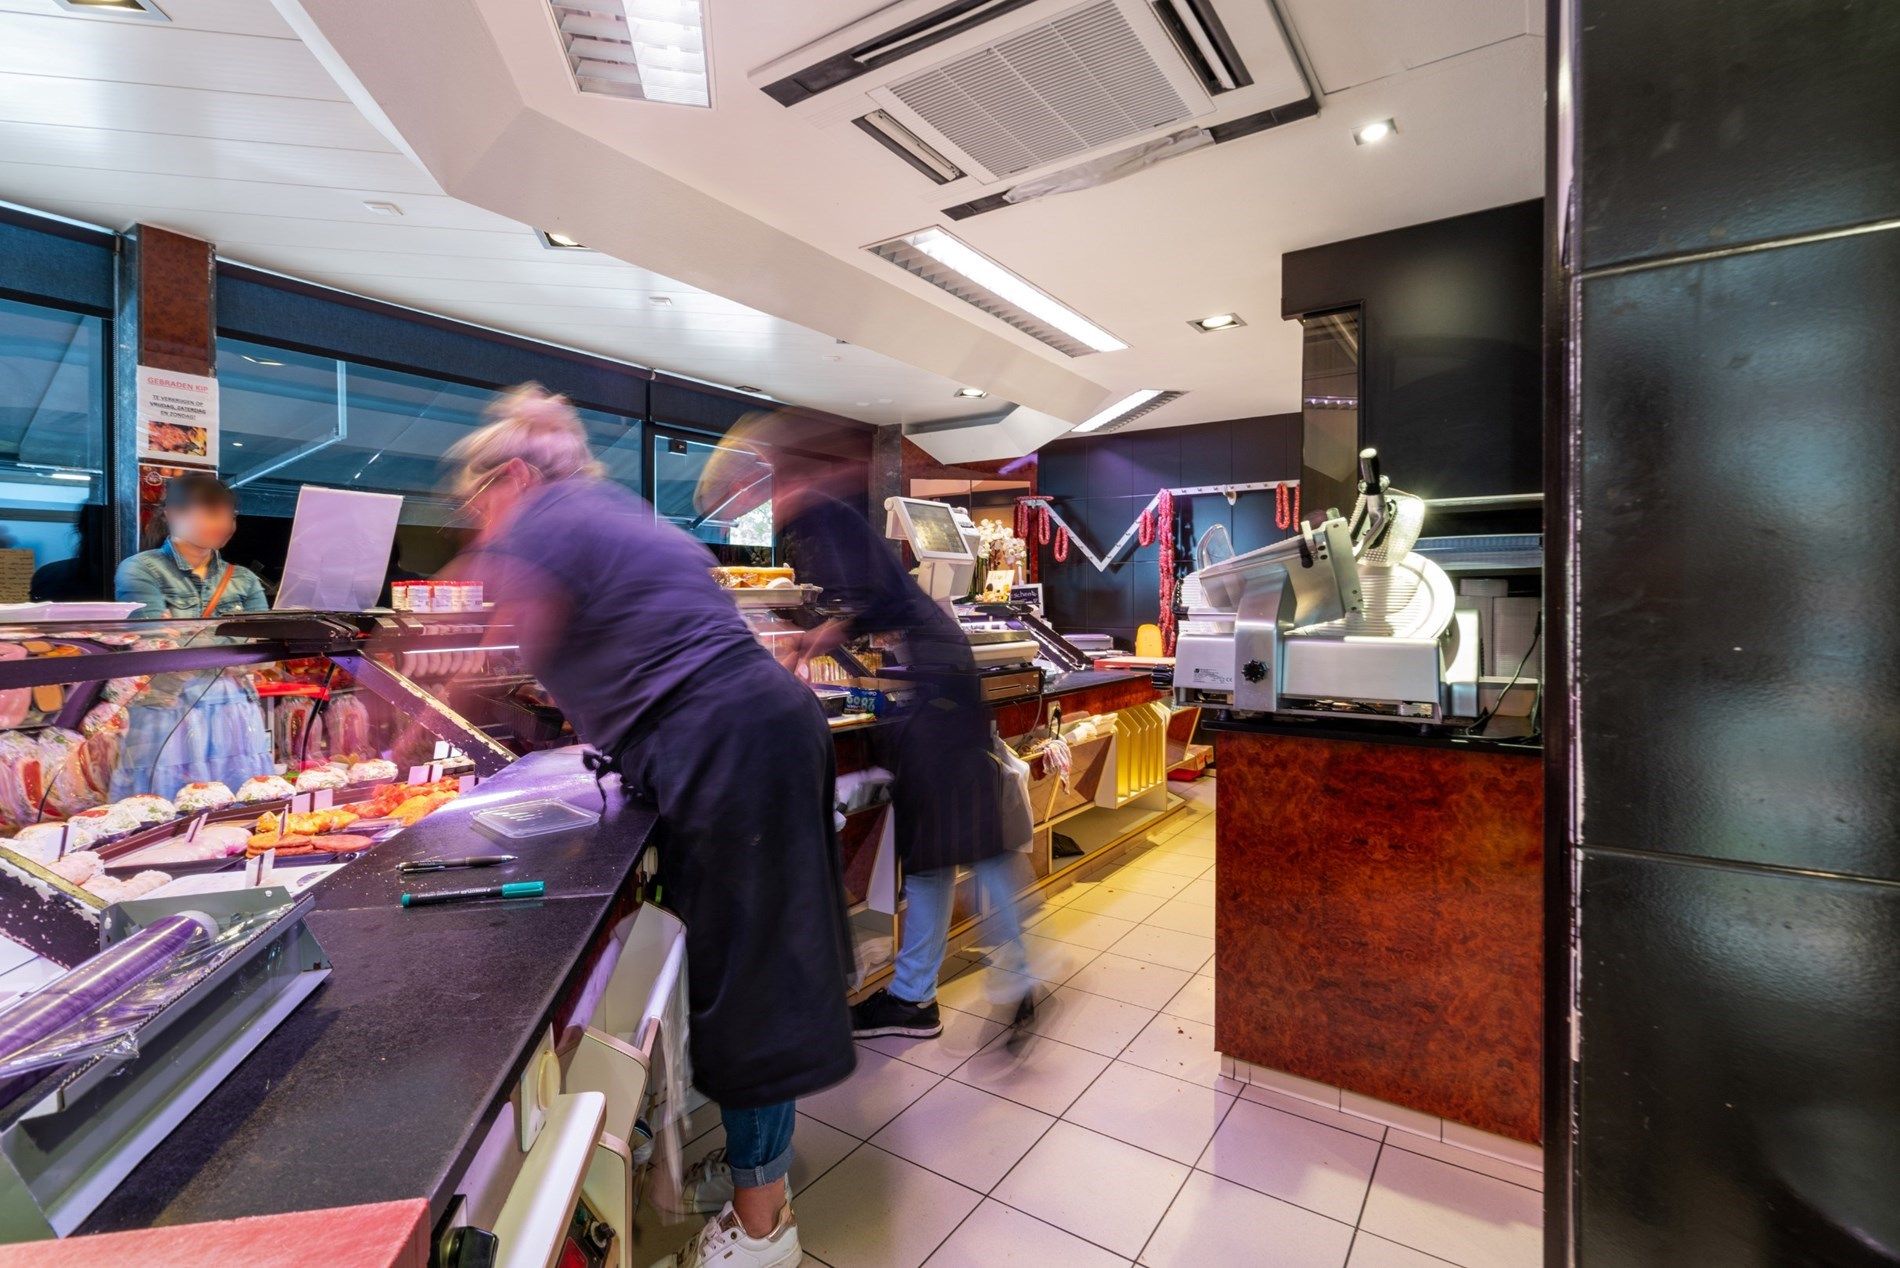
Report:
398,854,518,874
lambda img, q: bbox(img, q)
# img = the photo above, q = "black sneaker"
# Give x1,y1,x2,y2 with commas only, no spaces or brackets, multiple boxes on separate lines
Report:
851,989,943,1039
1004,991,1038,1054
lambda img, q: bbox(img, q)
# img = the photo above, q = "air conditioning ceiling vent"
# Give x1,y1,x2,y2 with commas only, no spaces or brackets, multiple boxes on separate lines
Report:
887,1,1193,179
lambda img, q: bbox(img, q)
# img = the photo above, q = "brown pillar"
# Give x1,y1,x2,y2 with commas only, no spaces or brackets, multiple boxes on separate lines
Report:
111,225,217,561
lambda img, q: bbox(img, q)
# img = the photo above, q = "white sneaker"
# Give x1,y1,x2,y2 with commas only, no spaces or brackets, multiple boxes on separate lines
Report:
660,1148,793,1216
650,1202,801,1268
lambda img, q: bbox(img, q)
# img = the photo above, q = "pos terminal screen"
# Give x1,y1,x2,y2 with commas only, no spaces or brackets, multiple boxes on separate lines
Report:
899,499,971,558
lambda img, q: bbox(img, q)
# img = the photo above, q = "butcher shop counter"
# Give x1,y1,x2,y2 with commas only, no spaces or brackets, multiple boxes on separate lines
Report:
1204,712,1544,1151
70,748,657,1250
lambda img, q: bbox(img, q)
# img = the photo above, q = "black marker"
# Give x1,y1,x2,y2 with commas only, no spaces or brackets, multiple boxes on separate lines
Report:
398,854,518,874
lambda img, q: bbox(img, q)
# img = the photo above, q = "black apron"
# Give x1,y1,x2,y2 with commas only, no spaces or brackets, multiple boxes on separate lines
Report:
606,653,855,1109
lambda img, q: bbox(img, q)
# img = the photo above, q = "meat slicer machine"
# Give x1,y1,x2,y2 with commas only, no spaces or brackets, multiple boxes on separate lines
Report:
1173,450,1481,724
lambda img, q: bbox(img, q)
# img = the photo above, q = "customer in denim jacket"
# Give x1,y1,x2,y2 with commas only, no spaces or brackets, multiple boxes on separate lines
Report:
111,473,273,798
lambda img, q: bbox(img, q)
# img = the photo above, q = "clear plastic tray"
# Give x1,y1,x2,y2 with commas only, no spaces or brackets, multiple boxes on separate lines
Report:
471,799,600,841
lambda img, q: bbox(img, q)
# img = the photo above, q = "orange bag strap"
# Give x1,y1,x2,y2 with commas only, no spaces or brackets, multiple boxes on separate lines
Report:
200,563,237,618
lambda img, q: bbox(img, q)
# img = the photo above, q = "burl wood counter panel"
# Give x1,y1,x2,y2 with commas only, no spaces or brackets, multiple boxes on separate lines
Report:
1215,730,1543,1142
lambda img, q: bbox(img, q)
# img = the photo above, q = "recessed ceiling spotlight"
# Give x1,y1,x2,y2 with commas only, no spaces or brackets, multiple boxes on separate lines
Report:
648,295,673,306
52,0,169,18
362,200,404,217
1354,118,1397,145
1189,313,1246,333
537,229,589,250
734,385,763,394
240,354,285,367
955,387,989,399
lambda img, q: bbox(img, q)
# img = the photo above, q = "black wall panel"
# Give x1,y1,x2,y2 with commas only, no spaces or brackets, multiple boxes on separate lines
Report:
1579,1,1900,270
1034,415,1299,646
1577,232,1900,880
1282,200,1543,504
1561,0,1900,1261
1578,852,1900,1265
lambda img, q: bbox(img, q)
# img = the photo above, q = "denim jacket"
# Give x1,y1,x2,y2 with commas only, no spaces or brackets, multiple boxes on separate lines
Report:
115,541,269,621
114,542,270,707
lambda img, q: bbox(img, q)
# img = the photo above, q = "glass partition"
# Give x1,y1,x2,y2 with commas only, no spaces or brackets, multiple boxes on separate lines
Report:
0,297,108,602
650,428,774,561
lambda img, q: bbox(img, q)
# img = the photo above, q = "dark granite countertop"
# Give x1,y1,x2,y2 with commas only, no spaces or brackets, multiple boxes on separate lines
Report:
80,748,656,1235
1041,668,1158,698
1203,711,1542,755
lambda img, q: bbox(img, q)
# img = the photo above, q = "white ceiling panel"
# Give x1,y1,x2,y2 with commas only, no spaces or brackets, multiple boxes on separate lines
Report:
0,9,340,100
1282,0,1533,94
0,0,300,39
0,120,437,194
0,72,394,149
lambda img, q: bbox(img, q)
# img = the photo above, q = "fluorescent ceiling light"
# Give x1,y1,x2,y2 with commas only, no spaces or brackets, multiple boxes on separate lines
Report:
1189,312,1246,332
898,228,1126,354
550,1,710,108
1354,118,1396,145
49,471,94,482
537,229,589,250
955,387,989,399
1074,389,1164,434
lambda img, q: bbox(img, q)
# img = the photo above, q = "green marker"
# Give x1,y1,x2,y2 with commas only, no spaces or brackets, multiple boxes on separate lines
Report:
401,880,545,908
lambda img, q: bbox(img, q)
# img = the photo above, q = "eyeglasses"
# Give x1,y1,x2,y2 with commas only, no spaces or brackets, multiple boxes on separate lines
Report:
454,466,507,523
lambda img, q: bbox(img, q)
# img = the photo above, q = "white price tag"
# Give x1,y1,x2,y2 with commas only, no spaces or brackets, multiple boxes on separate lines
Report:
247,848,275,887
183,812,208,842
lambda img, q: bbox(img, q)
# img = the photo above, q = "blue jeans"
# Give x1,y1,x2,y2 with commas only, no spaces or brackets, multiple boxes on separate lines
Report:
892,853,1030,1004
722,1101,795,1188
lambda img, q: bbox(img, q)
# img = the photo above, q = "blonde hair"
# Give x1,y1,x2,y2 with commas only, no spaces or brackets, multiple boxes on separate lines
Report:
449,383,604,494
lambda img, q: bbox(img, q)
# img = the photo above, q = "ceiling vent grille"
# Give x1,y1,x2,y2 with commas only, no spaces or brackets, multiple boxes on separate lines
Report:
886,0,1193,179
1089,389,1184,432
549,2,710,107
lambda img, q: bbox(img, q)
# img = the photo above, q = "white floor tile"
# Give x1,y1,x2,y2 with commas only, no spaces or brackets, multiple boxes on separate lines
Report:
1383,1133,1543,1194
1159,973,1215,1025
1162,837,1216,860
1118,1013,1234,1089
1196,954,1215,977
1358,1144,1543,1268
1066,885,1171,923
1240,1084,1384,1141
936,965,1051,1024
800,1048,941,1138
1123,851,1211,879
1199,1099,1383,1223
1022,986,1156,1057
951,1032,1113,1117
796,1145,982,1268
1093,866,1192,899
925,1199,1131,1267
862,1005,1006,1076
870,1079,1055,1192
1171,878,1218,908
1064,1060,1236,1165
1109,924,1215,972
1030,906,1141,951
1140,1170,1354,1268
1142,899,1216,938
1066,952,1193,1010
1347,1232,1464,1267
1016,933,1100,985
993,1121,1189,1259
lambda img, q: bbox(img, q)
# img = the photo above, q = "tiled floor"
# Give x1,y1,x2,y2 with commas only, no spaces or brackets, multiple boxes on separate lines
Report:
634,777,1543,1267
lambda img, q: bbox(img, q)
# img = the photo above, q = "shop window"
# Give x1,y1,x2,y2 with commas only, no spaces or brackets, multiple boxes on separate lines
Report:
213,338,643,579
650,430,773,563
0,297,108,601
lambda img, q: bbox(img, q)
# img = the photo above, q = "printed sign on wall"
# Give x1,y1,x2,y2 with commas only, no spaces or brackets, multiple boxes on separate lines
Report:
135,366,218,469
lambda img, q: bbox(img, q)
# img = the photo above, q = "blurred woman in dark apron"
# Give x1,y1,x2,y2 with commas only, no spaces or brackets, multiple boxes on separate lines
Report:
700,413,1034,1045
452,386,850,1268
